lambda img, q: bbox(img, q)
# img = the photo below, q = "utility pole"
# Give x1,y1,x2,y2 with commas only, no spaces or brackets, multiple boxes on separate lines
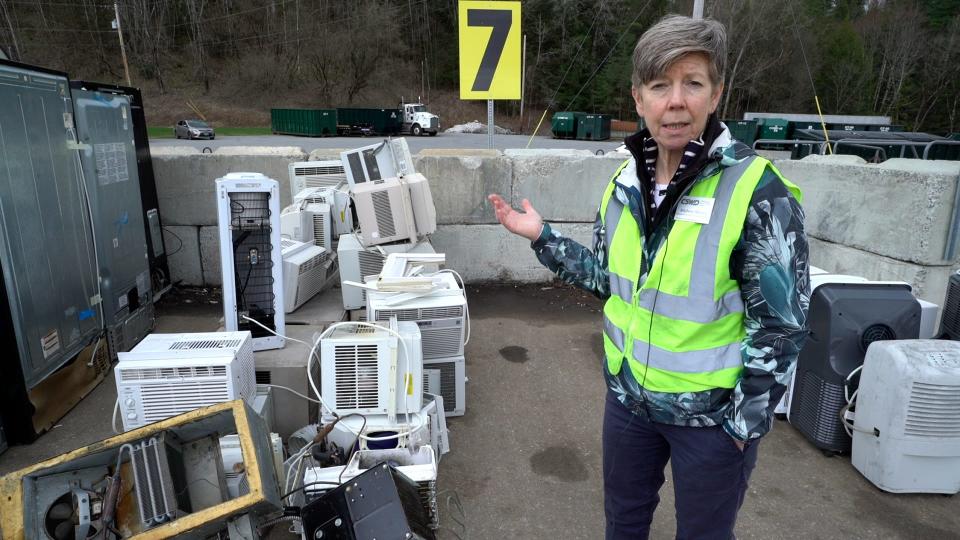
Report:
693,0,704,19
114,1,131,86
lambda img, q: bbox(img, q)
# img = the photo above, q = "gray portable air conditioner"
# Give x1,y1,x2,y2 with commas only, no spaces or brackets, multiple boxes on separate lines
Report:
790,281,920,454
940,270,960,340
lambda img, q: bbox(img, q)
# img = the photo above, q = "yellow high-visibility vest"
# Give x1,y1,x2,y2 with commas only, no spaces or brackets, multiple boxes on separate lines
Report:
600,155,801,392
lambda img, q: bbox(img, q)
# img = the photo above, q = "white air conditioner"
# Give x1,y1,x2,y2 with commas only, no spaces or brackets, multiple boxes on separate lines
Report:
403,173,437,237
289,160,346,198
294,186,354,237
368,272,466,360
115,332,256,431
280,205,315,244
852,340,960,494
423,355,465,417
352,177,418,247
320,321,422,418
338,235,438,310
216,173,285,351
340,138,415,188
220,432,285,498
301,202,333,252
281,239,335,313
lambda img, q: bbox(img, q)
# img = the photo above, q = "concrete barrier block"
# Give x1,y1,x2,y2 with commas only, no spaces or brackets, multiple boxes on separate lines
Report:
809,236,959,308
774,157,960,265
429,223,594,283
199,226,222,287
414,151,511,225
511,153,626,222
152,149,307,226
165,225,202,286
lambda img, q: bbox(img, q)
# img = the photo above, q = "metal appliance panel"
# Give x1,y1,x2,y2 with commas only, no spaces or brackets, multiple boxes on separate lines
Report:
0,62,101,387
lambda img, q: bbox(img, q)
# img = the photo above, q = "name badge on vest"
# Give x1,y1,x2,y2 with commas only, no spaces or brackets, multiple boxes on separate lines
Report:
675,196,715,224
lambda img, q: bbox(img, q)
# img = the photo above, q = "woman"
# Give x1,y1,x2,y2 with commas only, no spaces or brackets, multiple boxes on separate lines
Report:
488,15,810,540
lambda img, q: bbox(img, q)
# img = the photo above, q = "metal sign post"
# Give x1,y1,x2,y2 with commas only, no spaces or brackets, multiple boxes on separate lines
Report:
487,100,495,148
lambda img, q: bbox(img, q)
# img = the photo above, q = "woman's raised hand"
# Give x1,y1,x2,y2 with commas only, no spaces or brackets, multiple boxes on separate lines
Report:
487,194,544,242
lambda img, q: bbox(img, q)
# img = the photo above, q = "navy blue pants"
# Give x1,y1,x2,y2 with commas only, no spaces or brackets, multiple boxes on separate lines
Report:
603,391,758,540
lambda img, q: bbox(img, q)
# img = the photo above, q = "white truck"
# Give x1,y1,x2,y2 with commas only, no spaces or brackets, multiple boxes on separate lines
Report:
401,99,440,136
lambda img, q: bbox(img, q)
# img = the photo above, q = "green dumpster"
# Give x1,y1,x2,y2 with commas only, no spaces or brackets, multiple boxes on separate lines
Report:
723,119,758,146
270,108,337,136
576,114,611,141
336,108,403,135
756,118,790,150
551,112,584,139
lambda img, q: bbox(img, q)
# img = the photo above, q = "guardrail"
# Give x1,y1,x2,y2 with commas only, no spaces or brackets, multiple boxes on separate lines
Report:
752,138,960,162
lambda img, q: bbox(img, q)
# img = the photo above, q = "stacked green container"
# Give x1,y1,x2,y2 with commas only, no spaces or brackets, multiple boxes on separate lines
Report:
576,114,611,141
723,119,758,146
270,108,337,136
551,112,583,139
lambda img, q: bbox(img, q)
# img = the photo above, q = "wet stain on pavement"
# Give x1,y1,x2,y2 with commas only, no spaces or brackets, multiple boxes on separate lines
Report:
590,331,604,359
530,446,589,482
500,345,529,363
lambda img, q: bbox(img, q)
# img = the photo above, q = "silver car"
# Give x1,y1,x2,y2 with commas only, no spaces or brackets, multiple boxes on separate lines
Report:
175,119,215,140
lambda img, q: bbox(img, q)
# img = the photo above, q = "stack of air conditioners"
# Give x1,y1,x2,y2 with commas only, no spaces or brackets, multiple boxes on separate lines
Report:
303,319,447,532
338,235,438,310
294,185,354,244
280,238,338,313
367,254,467,417
340,139,436,248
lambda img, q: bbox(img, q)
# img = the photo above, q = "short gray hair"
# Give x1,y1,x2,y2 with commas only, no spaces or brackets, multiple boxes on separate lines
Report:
631,15,727,88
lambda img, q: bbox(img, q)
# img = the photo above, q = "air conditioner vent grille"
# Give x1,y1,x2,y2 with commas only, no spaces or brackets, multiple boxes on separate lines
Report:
169,339,242,350
905,382,960,438
333,344,381,409
371,191,397,237
121,365,228,381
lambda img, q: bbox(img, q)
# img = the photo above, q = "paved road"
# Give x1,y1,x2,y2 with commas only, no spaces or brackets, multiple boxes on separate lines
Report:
150,131,624,154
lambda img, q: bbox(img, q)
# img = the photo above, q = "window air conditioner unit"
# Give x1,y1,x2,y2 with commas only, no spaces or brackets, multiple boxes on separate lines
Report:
852,340,960,494
403,172,437,237
338,235,437,310
115,332,256,431
306,202,333,252
216,173,285,351
340,138,415,188
320,321,423,418
281,239,337,313
423,355,465,417
289,160,346,197
295,186,354,237
941,270,960,340
353,177,418,247
368,272,466,361
280,205,314,244
790,280,920,454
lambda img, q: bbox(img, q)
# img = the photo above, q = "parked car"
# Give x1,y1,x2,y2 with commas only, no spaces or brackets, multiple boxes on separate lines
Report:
175,119,215,139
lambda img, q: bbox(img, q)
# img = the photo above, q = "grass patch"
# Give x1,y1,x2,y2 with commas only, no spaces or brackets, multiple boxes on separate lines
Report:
148,126,273,138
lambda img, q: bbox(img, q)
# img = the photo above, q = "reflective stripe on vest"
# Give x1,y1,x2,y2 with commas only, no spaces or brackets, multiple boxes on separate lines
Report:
599,154,801,392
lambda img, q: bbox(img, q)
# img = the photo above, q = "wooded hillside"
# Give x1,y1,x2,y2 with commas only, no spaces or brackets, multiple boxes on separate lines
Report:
1,0,957,133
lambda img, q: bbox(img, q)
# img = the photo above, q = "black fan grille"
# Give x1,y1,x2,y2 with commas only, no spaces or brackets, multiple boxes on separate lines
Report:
860,324,896,352
943,273,960,339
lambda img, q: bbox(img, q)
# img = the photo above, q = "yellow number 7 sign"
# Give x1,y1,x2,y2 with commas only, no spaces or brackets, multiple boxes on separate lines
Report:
458,1,521,100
